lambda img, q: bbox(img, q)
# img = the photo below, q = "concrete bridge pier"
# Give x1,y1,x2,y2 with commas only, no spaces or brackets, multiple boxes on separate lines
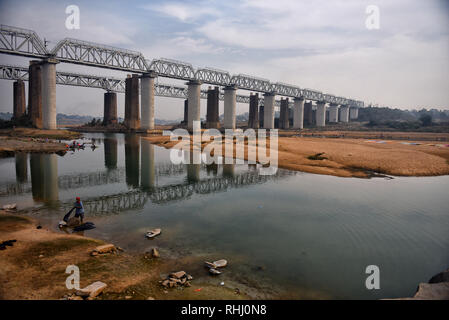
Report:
140,72,157,130
224,86,237,129
13,80,26,120
279,98,290,129
28,60,43,128
187,80,201,130
304,101,313,126
206,86,220,128
263,93,275,129
350,107,359,120
316,101,326,127
248,93,259,129
183,99,188,125
340,105,349,123
328,103,339,123
293,97,304,129
103,92,117,125
41,59,59,130
124,74,141,129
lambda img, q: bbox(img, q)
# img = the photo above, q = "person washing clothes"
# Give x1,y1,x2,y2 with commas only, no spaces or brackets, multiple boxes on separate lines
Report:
62,197,85,223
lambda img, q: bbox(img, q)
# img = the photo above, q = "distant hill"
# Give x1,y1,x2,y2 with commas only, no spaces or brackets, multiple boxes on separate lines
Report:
0,112,12,121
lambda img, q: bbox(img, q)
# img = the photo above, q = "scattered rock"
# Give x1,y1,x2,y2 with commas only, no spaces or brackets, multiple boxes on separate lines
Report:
75,290,90,298
150,248,160,258
91,244,117,256
2,203,17,211
146,228,161,239
413,282,449,300
125,295,132,299
205,259,227,269
38,254,44,258
160,271,193,289
36,225,42,229
205,259,228,276
170,271,186,279
79,281,107,298
209,268,222,275
147,296,155,300
429,268,449,284
161,280,170,288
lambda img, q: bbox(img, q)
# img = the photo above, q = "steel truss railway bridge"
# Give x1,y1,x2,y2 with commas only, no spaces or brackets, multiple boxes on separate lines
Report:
1,24,363,130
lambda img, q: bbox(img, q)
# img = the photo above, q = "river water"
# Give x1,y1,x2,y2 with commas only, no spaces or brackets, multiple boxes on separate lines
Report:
0,132,448,299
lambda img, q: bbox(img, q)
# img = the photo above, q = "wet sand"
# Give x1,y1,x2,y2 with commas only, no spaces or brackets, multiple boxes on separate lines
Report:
144,134,449,178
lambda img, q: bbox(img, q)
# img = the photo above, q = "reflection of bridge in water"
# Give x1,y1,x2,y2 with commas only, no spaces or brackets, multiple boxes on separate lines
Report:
59,168,296,215
1,135,295,214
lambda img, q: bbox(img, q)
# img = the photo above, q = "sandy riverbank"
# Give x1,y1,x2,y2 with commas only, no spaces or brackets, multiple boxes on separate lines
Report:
0,128,81,157
0,211,252,300
144,134,449,178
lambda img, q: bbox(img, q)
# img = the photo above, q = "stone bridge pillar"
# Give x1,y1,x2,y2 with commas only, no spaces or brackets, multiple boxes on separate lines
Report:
206,86,220,128
248,93,259,129
183,99,188,125
187,80,201,130
124,74,141,129
13,80,26,120
279,98,290,129
340,105,349,123
350,107,359,120
28,60,43,128
41,59,59,130
263,93,275,129
293,97,304,129
140,72,157,130
316,101,326,127
328,103,339,123
103,92,117,125
224,86,237,129
304,102,313,126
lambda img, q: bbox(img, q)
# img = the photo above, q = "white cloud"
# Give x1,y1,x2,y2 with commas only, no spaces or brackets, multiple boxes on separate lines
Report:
145,2,220,22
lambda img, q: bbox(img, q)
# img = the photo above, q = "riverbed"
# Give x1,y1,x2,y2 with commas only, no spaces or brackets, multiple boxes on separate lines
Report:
0,132,448,299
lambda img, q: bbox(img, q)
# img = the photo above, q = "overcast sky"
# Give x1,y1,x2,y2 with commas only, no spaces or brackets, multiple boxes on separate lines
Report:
0,0,448,119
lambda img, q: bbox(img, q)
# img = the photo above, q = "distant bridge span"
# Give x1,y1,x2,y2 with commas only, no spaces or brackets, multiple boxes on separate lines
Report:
0,24,363,130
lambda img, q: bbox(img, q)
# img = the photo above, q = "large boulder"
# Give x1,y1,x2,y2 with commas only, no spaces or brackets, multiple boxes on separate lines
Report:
429,268,449,284
79,281,107,298
413,282,449,300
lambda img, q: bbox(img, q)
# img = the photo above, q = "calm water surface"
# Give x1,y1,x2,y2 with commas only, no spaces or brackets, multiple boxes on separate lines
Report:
0,132,448,299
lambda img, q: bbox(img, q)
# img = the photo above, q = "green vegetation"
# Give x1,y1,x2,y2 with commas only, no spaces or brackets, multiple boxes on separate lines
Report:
358,107,449,132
